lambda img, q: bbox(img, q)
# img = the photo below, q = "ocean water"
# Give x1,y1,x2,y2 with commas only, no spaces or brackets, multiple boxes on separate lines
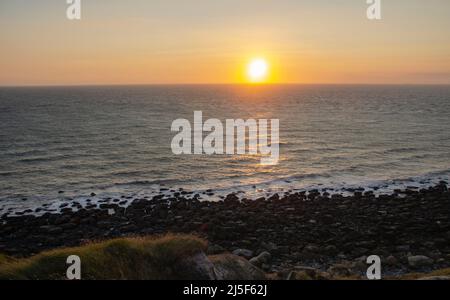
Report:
1,85,449,213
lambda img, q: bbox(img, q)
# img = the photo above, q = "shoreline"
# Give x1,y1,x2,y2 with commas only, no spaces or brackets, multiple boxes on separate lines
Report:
1,170,449,217
1,182,449,276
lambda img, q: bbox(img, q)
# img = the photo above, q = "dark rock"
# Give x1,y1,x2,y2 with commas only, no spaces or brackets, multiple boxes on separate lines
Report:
408,255,434,268
327,264,352,277
211,254,266,280
206,244,226,255
232,249,254,259
249,251,271,267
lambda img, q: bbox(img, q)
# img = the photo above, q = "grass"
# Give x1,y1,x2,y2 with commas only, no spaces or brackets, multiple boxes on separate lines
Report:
392,268,450,280
0,234,207,280
0,254,16,266
1,235,448,280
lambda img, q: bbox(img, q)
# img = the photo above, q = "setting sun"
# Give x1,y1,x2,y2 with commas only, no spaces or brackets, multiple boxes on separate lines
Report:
247,58,269,83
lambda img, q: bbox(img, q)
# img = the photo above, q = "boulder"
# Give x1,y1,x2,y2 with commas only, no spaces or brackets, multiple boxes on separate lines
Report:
206,244,226,255
210,254,266,280
260,241,278,253
232,249,254,259
407,255,434,268
286,266,330,280
249,251,271,267
327,264,352,277
386,255,399,266
177,252,217,280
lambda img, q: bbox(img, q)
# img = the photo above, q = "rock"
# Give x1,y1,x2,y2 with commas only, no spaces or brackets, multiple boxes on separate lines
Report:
47,226,63,235
224,194,239,204
268,194,279,201
327,264,352,277
54,215,71,225
249,251,271,267
354,256,367,263
396,245,410,252
120,224,138,232
386,255,399,266
176,252,217,280
352,256,368,271
304,244,319,253
324,245,337,254
206,244,226,255
210,254,266,280
61,208,72,214
260,241,278,252
232,249,254,259
408,255,434,268
261,263,271,272
287,271,312,280
286,266,329,280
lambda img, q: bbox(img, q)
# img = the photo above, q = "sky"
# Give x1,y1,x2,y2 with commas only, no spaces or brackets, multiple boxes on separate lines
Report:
0,0,450,86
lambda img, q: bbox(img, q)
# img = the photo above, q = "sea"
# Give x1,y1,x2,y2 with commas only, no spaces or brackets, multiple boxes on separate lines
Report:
1,84,449,214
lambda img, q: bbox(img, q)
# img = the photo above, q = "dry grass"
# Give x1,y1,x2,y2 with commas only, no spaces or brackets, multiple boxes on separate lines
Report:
0,254,16,266
1,235,448,280
0,234,207,280
391,268,450,280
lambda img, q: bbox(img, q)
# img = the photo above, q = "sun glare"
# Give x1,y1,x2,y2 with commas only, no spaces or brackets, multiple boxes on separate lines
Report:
247,58,269,83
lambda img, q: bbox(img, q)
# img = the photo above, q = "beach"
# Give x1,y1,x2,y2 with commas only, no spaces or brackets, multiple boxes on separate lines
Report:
1,182,449,277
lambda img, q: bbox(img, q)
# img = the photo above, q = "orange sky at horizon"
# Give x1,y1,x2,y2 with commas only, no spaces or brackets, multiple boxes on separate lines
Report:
1,0,449,86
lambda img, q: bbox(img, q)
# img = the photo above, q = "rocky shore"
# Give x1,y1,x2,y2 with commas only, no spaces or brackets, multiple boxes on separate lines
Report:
1,182,449,277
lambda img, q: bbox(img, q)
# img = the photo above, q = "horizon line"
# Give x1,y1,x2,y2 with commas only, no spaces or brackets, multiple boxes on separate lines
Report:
1,82,450,88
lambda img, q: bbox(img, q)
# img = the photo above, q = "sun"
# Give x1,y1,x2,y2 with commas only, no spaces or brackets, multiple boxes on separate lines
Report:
247,58,269,83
